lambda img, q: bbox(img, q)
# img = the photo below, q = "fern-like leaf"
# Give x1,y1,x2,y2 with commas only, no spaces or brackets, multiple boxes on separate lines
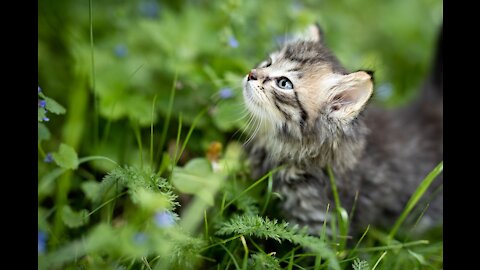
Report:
95,166,179,211
217,215,340,270
249,252,282,270
352,257,370,270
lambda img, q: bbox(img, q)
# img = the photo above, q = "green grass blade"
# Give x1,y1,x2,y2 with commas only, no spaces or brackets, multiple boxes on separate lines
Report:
260,173,273,215
353,240,429,253
131,120,143,169
175,108,207,164
89,0,98,146
219,242,241,270
156,72,178,170
240,235,249,270
371,251,387,270
150,94,158,167
388,161,443,240
326,166,348,249
223,170,275,210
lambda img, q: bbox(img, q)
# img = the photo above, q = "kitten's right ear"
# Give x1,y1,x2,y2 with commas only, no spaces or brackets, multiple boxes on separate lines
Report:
306,22,324,43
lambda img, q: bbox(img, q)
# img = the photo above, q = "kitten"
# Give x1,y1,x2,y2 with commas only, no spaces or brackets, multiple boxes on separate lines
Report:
242,23,442,234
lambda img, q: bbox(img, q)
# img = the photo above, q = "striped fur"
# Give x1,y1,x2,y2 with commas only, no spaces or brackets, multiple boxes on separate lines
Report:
242,25,443,234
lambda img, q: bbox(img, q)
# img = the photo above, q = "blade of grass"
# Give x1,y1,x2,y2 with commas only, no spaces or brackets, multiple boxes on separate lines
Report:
150,94,158,166
86,191,128,217
204,209,209,240
219,242,241,270
240,235,249,270
260,174,273,215
349,225,370,257
326,166,348,250
156,72,178,171
371,251,387,270
353,240,429,252
315,204,330,270
223,166,283,210
287,249,295,270
248,238,266,254
200,235,242,252
89,0,98,147
175,109,207,164
131,120,144,169
388,161,443,241
171,113,183,174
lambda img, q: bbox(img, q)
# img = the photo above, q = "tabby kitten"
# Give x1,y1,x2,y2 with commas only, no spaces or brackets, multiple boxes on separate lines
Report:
242,24,443,234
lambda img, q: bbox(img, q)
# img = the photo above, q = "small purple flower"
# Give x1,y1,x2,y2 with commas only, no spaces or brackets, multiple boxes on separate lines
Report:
228,36,239,48
38,100,47,108
42,117,50,122
139,1,160,19
38,231,47,254
377,83,393,101
38,86,42,93
114,44,128,58
219,88,234,99
133,232,147,244
44,153,54,163
154,210,175,228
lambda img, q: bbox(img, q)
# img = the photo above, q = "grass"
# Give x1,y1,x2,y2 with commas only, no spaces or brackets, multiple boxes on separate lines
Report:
38,0,443,269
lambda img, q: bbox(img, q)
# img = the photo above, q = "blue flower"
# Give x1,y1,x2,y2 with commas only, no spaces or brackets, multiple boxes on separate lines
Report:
38,231,47,254
39,100,47,108
219,88,234,99
44,153,54,163
154,210,175,228
376,83,393,101
38,86,42,93
133,232,147,244
42,117,50,122
228,36,239,48
114,44,128,58
139,1,160,19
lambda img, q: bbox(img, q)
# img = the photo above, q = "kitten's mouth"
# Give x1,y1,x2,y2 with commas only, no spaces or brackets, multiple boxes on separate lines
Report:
242,78,266,118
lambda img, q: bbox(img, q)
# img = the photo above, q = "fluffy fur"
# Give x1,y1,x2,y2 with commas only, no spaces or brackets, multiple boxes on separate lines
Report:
242,24,443,234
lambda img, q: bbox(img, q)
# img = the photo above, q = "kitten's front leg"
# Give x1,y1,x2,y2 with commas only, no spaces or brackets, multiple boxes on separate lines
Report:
275,165,333,234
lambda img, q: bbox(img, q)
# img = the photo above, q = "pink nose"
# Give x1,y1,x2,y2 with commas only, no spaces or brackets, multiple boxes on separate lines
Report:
247,70,258,81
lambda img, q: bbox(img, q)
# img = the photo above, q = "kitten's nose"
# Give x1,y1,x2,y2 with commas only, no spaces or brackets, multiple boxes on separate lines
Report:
247,70,258,81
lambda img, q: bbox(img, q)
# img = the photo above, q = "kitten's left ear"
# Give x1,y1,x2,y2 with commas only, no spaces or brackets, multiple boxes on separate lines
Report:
306,22,324,43
326,71,373,121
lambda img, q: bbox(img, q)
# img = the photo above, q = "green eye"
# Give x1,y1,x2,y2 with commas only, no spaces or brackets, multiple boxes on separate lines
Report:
276,77,294,90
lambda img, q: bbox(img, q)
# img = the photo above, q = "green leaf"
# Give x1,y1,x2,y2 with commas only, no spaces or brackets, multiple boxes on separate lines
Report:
44,96,66,114
38,123,51,142
172,158,224,205
211,100,243,131
407,249,427,265
62,205,89,228
218,142,244,174
38,108,47,122
52,143,79,170
135,189,171,212
81,181,100,202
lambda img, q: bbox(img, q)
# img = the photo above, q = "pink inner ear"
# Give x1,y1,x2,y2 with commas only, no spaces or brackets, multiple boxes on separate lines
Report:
332,91,355,106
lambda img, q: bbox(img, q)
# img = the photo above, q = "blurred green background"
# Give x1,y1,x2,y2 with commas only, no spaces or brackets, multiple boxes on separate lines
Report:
39,0,442,170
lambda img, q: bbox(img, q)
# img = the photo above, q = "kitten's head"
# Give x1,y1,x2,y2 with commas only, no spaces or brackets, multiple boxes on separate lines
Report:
243,24,373,143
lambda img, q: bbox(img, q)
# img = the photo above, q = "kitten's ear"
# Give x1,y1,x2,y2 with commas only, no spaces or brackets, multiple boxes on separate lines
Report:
326,71,373,121
306,22,324,43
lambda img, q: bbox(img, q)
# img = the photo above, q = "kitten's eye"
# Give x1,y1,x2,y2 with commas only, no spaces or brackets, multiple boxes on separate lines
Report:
276,77,294,90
